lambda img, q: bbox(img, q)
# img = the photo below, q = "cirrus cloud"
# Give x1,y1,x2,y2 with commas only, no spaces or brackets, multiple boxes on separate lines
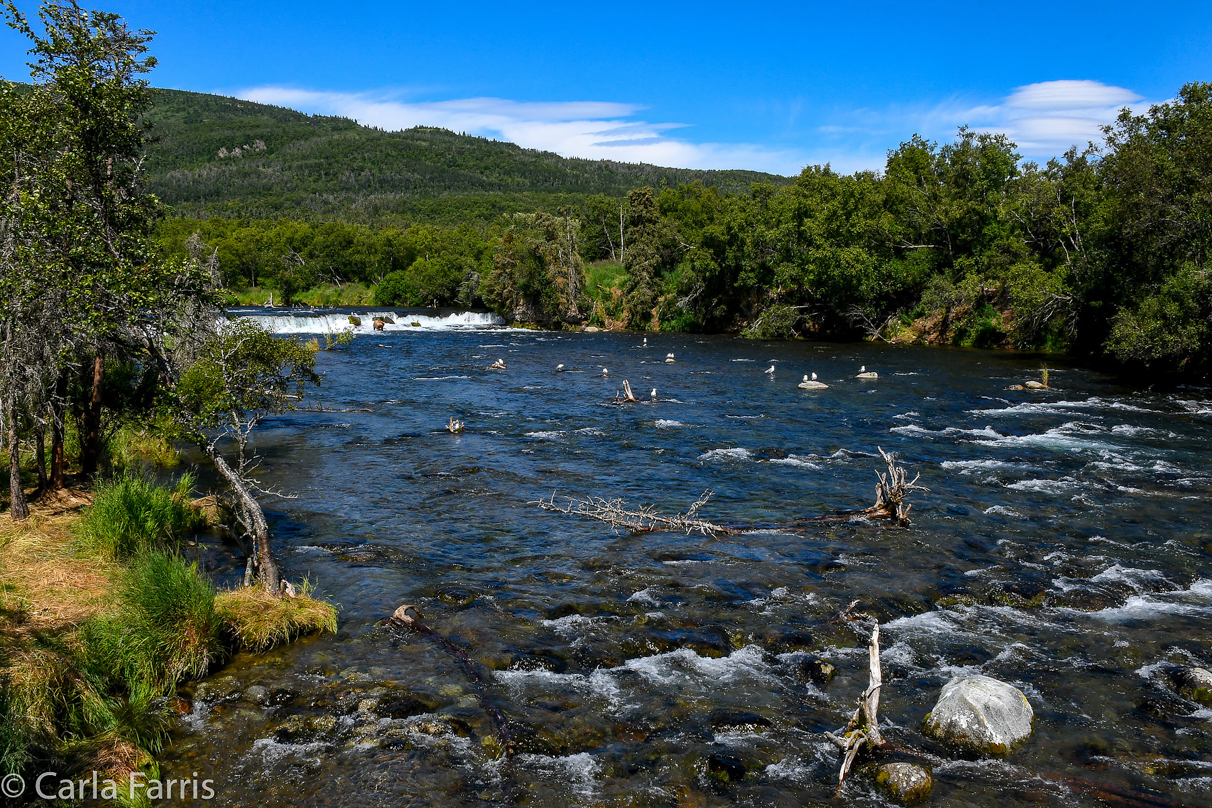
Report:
236,86,810,175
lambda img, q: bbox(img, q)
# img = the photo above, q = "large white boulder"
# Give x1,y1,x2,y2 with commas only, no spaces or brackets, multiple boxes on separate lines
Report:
923,674,1034,754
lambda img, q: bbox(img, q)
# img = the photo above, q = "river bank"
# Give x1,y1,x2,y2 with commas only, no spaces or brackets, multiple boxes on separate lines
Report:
0,459,336,804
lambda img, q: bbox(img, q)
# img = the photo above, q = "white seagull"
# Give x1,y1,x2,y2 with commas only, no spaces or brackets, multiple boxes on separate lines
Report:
650,388,657,400
765,365,776,376
556,363,564,371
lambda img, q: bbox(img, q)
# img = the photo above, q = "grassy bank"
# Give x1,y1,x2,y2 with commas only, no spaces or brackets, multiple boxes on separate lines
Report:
0,472,336,805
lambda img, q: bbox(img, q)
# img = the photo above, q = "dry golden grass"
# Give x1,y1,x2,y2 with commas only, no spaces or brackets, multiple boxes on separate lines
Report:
216,585,338,652
0,493,115,632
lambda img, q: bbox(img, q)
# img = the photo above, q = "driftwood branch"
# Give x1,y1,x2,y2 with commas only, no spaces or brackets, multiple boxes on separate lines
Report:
868,446,928,525
824,616,887,791
532,489,733,536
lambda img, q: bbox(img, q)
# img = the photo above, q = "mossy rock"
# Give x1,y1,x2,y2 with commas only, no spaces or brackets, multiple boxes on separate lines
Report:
875,762,932,803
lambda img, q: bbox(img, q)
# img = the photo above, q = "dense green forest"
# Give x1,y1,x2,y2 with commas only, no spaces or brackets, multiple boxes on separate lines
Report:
155,82,1212,370
145,89,787,225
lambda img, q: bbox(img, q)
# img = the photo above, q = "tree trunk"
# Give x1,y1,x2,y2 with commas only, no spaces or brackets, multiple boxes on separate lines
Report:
34,416,47,492
8,395,29,522
80,353,104,477
50,371,67,489
209,449,281,596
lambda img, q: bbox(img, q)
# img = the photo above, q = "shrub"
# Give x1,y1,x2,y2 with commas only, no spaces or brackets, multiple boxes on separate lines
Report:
81,551,223,693
743,304,801,340
77,474,204,560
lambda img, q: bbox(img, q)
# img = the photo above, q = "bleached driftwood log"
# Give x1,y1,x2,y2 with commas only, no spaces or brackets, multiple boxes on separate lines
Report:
533,489,733,536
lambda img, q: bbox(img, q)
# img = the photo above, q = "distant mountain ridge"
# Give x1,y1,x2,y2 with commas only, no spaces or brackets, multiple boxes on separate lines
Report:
144,89,790,225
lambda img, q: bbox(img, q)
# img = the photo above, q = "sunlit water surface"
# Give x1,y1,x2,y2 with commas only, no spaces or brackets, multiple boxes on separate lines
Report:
158,316,1212,807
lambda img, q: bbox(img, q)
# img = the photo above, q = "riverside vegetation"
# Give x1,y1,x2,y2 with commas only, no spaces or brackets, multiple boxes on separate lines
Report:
149,83,1212,371
0,1,336,800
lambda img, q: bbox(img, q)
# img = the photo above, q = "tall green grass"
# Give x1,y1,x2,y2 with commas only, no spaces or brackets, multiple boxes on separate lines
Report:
79,551,224,695
77,474,204,560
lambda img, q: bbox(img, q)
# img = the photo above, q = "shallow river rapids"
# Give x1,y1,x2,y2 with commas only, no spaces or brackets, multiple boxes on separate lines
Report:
158,314,1212,807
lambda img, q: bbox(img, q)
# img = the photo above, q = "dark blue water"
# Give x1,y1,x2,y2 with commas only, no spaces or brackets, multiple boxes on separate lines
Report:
160,319,1212,807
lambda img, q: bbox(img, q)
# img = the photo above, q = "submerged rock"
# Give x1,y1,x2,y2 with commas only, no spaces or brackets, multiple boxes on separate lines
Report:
798,656,837,685
1172,666,1212,706
710,710,772,733
876,762,932,803
705,753,747,783
923,674,1034,754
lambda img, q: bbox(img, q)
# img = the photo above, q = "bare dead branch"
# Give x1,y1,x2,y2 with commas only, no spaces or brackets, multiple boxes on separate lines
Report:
532,489,733,536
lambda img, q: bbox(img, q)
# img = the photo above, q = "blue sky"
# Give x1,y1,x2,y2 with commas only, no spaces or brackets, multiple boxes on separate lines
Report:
2,1,1208,174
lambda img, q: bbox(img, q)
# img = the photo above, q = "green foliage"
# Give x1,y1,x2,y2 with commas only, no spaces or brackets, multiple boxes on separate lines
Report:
80,550,223,694
143,89,788,226
743,304,802,340
1106,263,1211,367
176,318,318,435
77,473,202,560
482,211,587,325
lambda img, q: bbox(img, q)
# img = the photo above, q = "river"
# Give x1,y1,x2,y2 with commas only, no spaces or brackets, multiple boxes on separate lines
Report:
157,309,1212,807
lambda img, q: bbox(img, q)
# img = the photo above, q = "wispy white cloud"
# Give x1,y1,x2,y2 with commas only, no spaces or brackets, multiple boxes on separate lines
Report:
963,80,1144,155
237,86,809,175
822,80,1146,164
233,80,1146,179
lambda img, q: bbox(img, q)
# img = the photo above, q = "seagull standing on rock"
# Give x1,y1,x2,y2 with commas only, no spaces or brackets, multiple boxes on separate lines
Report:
556,363,564,372
650,388,657,400
856,365,878,379
799,372,828,390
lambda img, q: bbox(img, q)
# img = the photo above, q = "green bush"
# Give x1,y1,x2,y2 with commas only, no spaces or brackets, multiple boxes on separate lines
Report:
78,474,204,560
373,269,414,305
743,304,801,340
80,551,223,695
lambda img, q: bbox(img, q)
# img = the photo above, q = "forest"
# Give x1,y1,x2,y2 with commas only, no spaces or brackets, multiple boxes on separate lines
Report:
156,82,1212,370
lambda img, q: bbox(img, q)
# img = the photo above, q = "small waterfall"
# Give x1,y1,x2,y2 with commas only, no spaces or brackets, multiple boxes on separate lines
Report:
231,309,508,334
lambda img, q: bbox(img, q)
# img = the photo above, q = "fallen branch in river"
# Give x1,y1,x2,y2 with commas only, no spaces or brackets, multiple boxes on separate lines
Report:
536,449,926,535
294,405,374,413
384,605,517,756
533,489,734,536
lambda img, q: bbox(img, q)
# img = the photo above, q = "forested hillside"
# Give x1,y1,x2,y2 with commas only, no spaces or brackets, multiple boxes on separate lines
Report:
145,89,788,224
149,84,1212,371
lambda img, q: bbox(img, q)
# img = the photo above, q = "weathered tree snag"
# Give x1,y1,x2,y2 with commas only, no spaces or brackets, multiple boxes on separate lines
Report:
385,605,517,756
50,371,67,490
209,449,281,596
80,353,104,477
33,413,47,492
614,379,639,403
825,618,887,790
7,394,29,522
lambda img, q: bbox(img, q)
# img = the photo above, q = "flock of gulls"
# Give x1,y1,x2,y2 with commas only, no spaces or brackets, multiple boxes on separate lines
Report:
486,343,880,395
451,345,886,431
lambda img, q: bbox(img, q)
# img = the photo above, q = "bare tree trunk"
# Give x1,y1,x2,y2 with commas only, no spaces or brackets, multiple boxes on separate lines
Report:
209,449,281,596
80,353,104,477
7,394,29,522
50,371,66,489
33,416,47,492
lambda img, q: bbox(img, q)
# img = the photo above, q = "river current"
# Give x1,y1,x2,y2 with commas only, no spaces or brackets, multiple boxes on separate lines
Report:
158,310,1212,807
